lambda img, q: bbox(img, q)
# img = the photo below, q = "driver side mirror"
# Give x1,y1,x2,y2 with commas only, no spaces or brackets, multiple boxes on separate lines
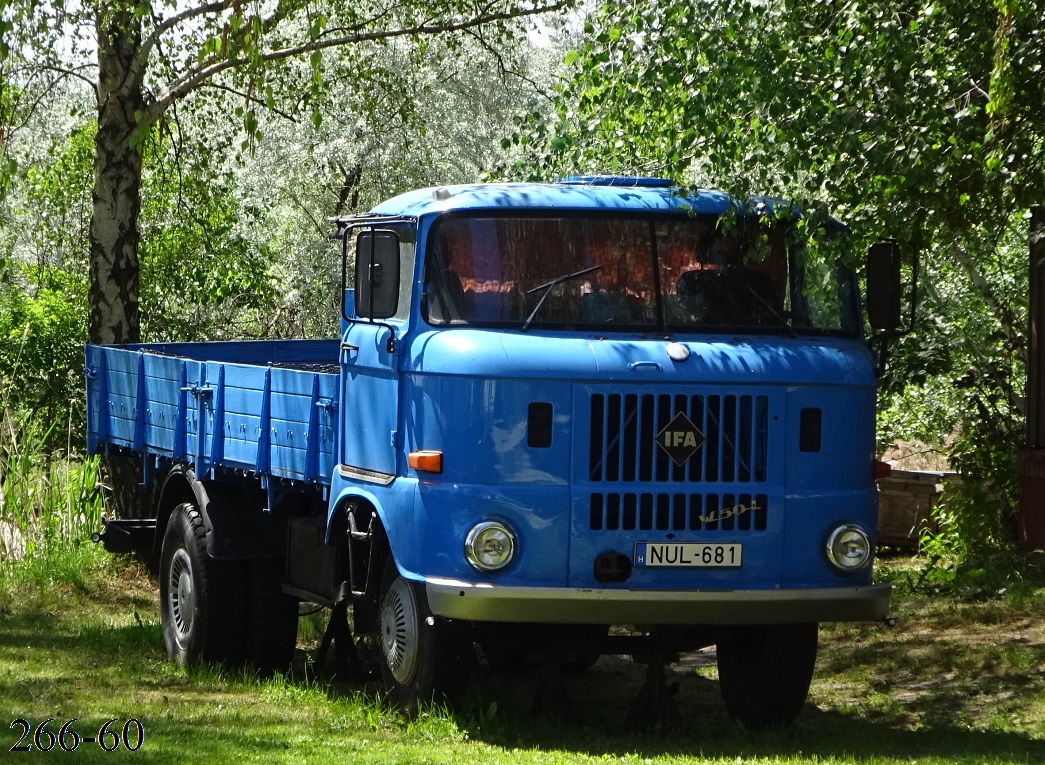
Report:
355,230,401,319
866,240,902,332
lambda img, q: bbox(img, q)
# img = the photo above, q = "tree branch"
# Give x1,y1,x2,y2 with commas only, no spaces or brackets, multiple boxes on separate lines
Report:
5,61,98,92
0,64,95,136
142,0,573,125
316,8,398,41
138,0,239,68
947,240,1020,337
201,82,299,122
463,26,553,101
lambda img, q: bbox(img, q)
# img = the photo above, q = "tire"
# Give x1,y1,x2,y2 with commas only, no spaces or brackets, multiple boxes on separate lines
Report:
244,558,299,674
378,558,470,715
159,503,248,667
716,623,819,730
563,625,606,674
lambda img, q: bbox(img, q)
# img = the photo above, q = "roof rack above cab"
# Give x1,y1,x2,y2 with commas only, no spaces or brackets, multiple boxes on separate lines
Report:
557,176,675,188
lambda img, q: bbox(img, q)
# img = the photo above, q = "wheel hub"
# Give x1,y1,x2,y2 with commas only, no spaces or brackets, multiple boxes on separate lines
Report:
168,548,195,647
380,576,419,685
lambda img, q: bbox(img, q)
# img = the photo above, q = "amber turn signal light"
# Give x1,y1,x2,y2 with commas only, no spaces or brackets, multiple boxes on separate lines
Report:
408,450,444,474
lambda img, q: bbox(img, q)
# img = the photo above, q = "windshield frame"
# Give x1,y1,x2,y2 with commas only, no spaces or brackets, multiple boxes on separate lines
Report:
420,210,861,339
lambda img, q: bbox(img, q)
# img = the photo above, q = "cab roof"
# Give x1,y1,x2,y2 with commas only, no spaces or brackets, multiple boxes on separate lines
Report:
363,178,787,219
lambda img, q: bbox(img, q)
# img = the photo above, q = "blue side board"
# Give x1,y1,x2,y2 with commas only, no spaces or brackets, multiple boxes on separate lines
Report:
85,339,340,486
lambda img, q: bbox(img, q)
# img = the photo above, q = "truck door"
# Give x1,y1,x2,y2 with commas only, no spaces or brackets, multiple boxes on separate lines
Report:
339,228,412,479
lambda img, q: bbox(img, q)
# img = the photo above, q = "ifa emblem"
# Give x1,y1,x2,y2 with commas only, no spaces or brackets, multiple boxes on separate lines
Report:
655,412,706,466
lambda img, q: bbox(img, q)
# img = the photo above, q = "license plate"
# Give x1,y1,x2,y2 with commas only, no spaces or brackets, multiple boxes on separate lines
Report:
634,542,742,568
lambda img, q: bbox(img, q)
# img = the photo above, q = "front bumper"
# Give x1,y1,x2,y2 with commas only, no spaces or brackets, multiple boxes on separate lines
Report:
426,579,891,625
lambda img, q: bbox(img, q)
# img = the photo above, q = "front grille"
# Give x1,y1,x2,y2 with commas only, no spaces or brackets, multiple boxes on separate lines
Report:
588,392,769,484
589,492,768,532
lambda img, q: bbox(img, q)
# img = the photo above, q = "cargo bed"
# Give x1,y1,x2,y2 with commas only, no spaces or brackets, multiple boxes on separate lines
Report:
85,339,340,485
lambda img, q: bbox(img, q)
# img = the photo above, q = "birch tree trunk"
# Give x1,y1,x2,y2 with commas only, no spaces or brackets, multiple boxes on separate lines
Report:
89,3,143,347
91,4,151,518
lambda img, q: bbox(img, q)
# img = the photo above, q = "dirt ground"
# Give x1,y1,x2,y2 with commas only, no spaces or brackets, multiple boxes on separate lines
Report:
881,439,952,471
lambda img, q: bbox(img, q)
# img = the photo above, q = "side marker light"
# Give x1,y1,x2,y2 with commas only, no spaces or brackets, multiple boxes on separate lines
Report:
408,450,443,474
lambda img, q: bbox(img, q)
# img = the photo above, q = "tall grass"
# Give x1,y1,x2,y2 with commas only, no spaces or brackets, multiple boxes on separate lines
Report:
0,392,104,577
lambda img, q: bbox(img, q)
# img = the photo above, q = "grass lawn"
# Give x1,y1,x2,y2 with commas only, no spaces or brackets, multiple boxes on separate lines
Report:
1,550,1043,764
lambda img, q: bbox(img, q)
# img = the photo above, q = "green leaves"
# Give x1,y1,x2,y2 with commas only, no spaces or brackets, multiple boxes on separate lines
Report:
137,125,279,343
531,0,1045,255
519,0,1040,557
308,12,328,41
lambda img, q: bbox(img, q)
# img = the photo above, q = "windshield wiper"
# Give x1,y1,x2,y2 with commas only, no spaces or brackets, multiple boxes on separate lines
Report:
739,283,796,337
695,271,796,337
520,264,603,332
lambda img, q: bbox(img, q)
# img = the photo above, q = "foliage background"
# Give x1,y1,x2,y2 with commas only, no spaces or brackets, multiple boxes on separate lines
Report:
495,0,1042,570
0,6,564,561
1,0,1042,574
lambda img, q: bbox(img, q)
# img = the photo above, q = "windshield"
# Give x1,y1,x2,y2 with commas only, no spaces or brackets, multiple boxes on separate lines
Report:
422,215,858,336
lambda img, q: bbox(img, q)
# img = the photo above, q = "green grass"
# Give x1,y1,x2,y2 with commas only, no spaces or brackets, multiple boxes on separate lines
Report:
1,557,1044,763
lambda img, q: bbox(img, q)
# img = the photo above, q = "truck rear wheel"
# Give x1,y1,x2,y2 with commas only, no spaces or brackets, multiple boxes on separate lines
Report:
378,558,470,715
159,503,247,667
716,623,818,730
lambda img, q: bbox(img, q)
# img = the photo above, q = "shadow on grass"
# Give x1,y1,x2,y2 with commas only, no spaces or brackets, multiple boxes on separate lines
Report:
2,606,1043,764
0,614,163,662
443,662,1045,764
294,646,1045,764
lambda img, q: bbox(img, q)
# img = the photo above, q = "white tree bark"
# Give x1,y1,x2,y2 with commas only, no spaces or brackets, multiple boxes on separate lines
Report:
88,2,144,345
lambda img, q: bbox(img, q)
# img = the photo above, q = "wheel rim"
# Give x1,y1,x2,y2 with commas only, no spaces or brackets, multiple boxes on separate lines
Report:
380,576,419,685
168,548,195,648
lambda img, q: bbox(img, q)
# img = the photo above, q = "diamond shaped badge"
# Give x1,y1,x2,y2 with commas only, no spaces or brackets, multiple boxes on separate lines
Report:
655,412,706,466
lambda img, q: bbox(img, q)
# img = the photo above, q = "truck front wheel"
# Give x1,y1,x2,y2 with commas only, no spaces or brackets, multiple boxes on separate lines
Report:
378,558,470,715
159,503,247,667
716,622,818,730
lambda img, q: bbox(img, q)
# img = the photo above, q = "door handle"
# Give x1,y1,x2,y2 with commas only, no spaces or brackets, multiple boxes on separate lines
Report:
628,361,661,372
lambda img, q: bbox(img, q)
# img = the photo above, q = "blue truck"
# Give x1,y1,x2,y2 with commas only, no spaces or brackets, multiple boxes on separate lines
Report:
88,176,900,729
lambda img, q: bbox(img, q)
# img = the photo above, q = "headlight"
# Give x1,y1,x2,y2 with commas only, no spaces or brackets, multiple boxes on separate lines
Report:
464,521,516,572
825,524,872,572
